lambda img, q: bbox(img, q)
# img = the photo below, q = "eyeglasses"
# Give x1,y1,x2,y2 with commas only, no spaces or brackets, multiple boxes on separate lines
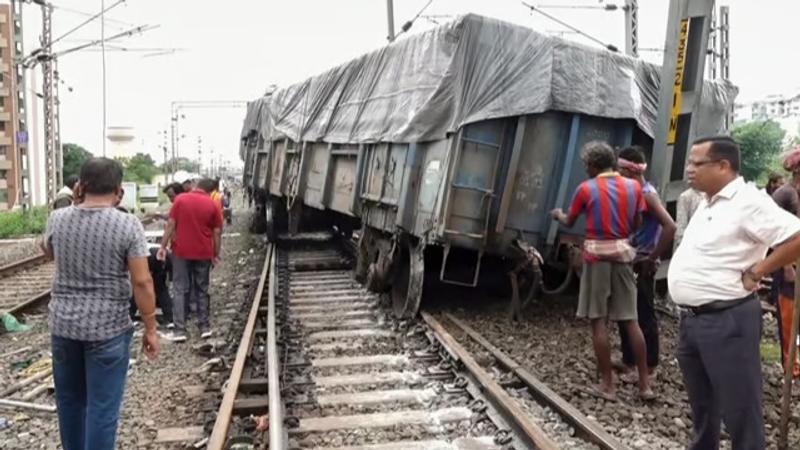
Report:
686,159,721,168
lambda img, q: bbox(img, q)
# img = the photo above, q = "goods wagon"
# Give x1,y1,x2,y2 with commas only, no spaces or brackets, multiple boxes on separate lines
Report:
240,14,735,318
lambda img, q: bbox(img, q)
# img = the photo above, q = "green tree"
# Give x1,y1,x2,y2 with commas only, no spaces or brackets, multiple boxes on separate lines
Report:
731,120,786,182
121,153,159,184
162,157,200,173
61,143,93,183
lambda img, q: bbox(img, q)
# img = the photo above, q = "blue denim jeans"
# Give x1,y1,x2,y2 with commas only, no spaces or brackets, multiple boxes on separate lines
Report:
51,330,132,450
172,257,212,334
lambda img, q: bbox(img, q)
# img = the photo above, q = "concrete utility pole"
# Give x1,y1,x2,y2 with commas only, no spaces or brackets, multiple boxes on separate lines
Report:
624,0,638,57
39,1,62,204
719,5,732,130
101,0,107,156
168,100,247,180
649,0,715,205
707,6,717,80
170,102,180,181
160,129,167,176
197,136,202,175
386,0,395,42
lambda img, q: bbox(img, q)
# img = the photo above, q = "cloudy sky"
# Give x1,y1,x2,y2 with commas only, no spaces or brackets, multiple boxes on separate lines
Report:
17,0,800,171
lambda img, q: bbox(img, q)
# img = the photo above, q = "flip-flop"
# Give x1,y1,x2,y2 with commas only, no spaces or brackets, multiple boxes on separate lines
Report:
587,385,617,402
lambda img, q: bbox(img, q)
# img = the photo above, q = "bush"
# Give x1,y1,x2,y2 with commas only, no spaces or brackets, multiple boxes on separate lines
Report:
0,207,49,239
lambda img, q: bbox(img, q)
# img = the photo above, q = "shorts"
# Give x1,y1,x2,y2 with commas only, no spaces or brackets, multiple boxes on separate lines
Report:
577,260,637,321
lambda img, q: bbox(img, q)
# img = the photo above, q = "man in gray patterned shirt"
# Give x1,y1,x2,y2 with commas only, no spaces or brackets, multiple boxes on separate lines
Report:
42,157,160,450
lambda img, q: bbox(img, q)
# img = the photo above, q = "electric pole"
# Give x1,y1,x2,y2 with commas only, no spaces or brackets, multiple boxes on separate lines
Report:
160,129,168,177
719,5,731,129
386,0,395,42
197,136,202,175
40,1,62,203
210,147,215,177
624,0,638,57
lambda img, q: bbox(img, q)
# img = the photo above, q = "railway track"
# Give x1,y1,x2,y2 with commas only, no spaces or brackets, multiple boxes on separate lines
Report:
0,254,53,316
207,234,631,450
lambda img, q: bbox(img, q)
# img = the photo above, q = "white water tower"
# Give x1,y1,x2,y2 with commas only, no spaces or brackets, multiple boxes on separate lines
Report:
106,126,136,158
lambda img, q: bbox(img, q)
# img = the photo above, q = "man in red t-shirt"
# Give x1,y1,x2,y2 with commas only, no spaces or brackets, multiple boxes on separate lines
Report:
157,178,222,342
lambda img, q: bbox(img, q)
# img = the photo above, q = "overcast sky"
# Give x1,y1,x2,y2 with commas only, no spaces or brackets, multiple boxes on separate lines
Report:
17,0,800,170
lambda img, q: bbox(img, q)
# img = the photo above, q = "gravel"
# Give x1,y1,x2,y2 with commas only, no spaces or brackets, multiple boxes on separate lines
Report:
0,238,40,267
437,291,800,450
0,199,268,449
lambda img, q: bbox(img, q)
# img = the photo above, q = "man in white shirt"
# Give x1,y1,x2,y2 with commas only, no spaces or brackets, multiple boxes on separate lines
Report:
668,136,800,450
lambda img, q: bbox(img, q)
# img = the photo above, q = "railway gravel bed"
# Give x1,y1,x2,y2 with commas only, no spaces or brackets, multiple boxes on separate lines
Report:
437,292,800,449
209,237,639,450
0,238,40,267
0,260,54,313
0,209,267,449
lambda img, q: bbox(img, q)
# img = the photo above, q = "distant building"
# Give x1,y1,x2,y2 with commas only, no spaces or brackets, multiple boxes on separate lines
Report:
734,92,800,141
0,4,26,211
735,93,800,121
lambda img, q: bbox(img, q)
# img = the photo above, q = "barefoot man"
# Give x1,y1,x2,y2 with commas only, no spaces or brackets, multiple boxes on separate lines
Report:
550,141,654,401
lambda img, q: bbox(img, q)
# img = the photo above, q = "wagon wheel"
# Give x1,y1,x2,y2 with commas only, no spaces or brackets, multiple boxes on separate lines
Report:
249,200,267,234
391,241,425,319
264,199,277,242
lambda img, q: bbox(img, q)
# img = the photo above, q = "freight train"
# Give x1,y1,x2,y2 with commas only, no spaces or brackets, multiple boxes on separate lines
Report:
240,14,735,318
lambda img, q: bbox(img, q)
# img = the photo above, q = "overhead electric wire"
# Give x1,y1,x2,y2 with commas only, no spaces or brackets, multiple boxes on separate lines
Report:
52,24,159,59
82,46,183,53
535,4,621,11
50,0,126,47
395,0,435,37
51,3,135,28
521,1,619,52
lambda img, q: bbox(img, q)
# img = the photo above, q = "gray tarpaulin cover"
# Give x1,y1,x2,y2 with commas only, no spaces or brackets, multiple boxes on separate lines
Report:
240,13,737,158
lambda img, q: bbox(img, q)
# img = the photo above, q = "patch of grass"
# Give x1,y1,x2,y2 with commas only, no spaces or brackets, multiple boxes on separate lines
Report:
761,341,782,364
0,207,49,239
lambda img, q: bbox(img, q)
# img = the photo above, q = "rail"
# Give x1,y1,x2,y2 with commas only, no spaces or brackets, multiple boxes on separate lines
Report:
0,253,48,279
266,245,282,448
206,237,632,449
0,254,54,316
206,243,273,449
442,312,630,450
422,311,560,450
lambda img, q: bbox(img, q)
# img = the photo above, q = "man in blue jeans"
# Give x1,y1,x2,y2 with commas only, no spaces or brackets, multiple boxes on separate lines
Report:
42,157,159,450
158,177,222,342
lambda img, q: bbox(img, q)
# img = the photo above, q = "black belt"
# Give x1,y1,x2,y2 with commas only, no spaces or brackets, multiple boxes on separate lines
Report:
678,294,755,317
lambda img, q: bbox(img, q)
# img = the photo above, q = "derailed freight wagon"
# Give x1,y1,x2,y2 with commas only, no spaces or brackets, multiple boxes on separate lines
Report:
240,14,735,318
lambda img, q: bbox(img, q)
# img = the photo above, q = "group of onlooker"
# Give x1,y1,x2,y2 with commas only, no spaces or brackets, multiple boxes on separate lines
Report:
554,136,800,450
43,157,232,449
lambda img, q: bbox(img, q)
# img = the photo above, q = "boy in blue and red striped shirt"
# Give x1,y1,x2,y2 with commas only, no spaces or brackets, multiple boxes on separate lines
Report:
550,141,655,401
